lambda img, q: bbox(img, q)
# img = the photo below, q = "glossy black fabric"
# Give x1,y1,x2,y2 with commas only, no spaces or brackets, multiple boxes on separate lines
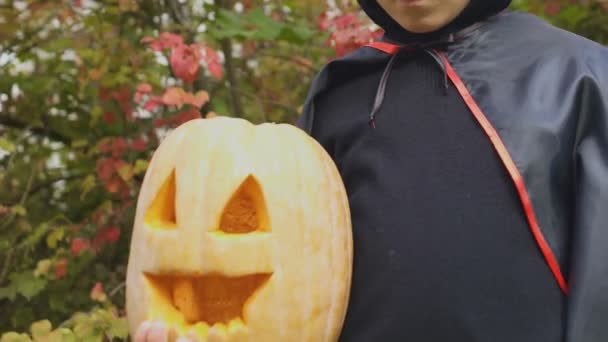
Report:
310,49,564,341
296,9,608,342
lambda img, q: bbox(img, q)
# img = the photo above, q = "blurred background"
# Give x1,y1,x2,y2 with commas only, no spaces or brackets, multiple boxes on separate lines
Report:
0,0,606,339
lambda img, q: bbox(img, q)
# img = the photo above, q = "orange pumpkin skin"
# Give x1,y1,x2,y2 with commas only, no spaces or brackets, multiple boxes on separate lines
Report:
126,117,353,341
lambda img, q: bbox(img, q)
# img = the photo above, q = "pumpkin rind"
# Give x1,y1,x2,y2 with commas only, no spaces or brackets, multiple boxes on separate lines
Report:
126,117,353,341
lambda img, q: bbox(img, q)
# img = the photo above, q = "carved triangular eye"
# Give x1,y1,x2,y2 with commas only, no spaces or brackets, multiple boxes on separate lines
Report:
145,169,177,229
219,175,270,233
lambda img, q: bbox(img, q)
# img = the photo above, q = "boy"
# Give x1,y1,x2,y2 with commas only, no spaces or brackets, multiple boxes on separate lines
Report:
136,1,608,341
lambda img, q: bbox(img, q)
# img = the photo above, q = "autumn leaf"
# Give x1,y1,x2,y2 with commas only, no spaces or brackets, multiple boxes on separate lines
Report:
202,46,224,80
161,87,186,107
70,238,91,256
54,258,68,280
34,259,52,277
190,91,210,108
143,96,164,111
117,164,133,182
129,138,147,152
102,112,116,124
161,88,209,109
137,83,152,93
170,44,202,84
90,283,107,302
30,320,52,340
141,32,184,51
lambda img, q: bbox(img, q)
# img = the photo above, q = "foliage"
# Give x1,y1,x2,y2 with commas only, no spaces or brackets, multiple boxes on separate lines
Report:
0,0,606,340
511,0,608,44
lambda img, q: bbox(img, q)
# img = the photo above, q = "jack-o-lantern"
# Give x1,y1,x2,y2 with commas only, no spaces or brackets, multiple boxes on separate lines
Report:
126,117,353,341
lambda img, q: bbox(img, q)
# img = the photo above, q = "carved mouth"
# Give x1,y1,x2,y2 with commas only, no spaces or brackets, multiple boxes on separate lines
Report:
145,273,272,330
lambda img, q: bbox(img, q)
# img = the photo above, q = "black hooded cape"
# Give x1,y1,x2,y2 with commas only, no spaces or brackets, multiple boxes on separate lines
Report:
297,1,608,341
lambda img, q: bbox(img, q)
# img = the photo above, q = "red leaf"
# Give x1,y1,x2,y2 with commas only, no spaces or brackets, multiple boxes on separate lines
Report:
111,138,128,158
319,12,384,57
96,158,114,181
103,226,121,243
93,226,121,252
135,83,153,102
143,96,164,111
130,138,147,152
154,118,167,128
103,111,116,124
174,107,201,125
202,46,224,80
71,238,91,256
170,44,202,84
142,32,184,51
137,83,152,93
105,177,122,193
55,258,68,279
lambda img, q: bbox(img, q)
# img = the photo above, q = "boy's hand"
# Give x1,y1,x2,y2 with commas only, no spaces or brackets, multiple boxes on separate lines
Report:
134,321,198,342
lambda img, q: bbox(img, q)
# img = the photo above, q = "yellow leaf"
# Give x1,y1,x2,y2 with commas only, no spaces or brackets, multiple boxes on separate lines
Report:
133,159,149,175
12,205,26,216
118,164,133,182
80,175,96,199
46,228,64,249
30,320,52,340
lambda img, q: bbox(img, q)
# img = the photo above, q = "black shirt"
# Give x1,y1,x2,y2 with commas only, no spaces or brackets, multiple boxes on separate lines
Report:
308,51,565,341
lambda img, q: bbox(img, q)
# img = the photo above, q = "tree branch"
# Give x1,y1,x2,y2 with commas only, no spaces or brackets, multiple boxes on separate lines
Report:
219,39,245,118
256,51,319,73
0,115,72,145
216,0,245,118
23,173,87,204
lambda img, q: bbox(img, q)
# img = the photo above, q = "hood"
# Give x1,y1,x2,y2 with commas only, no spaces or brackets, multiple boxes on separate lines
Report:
358,0,512,44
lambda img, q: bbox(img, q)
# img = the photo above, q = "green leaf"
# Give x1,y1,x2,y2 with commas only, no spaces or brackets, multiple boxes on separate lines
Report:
107,316,129,339
0,332,32,342
21,222,50,247
11,205,26,216
80,175,96,199
0,285,18,301
0,137,16,153
49,291,69,313
117,164,133,182
47,328,77,342
71,139,89,148
0,239,10,251
11,307,34,331
248,9,283,40
133,159,149,175
90,106,103,127
46,228,65,249
30,320,52,340
11,271,48,300
72,316,94,339
279,25,316,43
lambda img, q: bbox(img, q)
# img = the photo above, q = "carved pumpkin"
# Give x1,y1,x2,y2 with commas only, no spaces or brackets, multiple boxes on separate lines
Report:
125,117,353,341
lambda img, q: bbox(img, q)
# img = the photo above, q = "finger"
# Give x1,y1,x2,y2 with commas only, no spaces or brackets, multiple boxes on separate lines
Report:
134,321,153,342
146,321,169,342
176,331,200,342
